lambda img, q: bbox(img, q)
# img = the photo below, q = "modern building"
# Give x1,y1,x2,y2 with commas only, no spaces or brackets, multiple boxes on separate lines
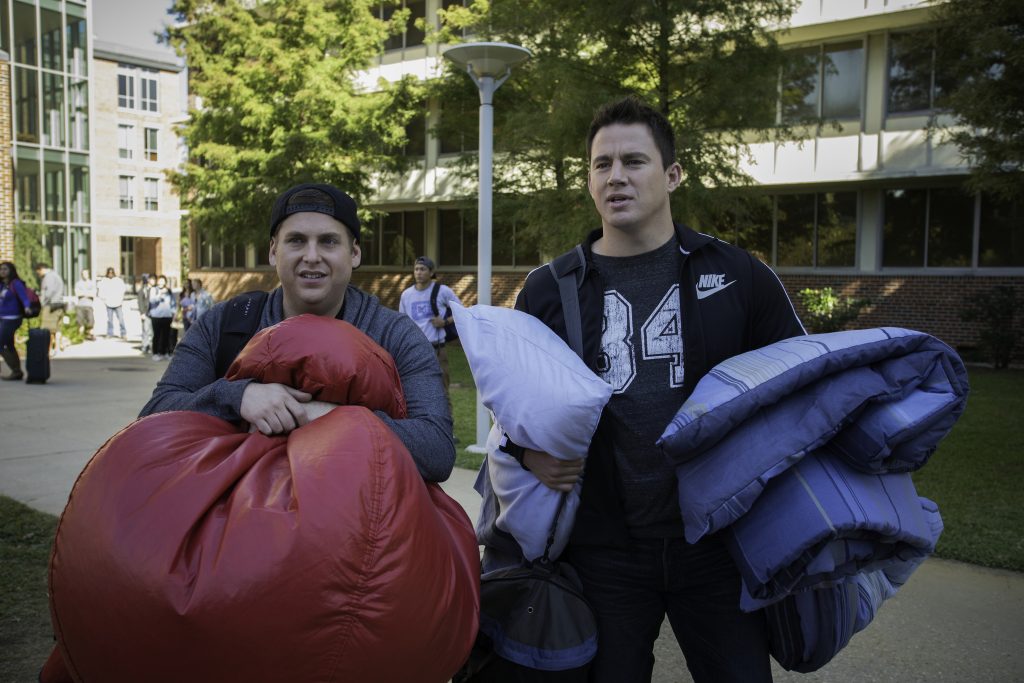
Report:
184,0,1021,356
92,39,185,287
1,0,91,284
1,0,186,291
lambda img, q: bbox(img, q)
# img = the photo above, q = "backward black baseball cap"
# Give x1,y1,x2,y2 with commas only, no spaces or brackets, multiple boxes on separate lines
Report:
269,183,361,242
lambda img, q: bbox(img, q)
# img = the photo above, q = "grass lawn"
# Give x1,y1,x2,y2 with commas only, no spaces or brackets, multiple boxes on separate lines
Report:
2,354,1019,678
0,496,58,682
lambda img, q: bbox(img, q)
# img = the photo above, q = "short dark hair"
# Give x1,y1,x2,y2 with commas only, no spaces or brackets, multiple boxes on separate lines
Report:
34,262,50,270
586,96,676,169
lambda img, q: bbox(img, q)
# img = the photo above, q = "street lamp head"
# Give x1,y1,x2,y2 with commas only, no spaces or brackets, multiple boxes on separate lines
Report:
442,41,531,80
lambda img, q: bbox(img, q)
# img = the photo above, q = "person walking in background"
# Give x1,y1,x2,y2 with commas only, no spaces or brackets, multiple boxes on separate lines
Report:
398,256,461,410
73,269,96,340
138,274,154,355
147,275,176,361
97,268,127,339
179,280,196,333
192,279,214,323
0,261,33,381
34,262,65,357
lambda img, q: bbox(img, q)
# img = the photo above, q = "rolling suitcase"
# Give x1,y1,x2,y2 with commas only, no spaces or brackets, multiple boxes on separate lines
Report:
26,327,51,384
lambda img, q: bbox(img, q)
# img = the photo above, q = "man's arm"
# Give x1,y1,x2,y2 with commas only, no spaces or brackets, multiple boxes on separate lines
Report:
749,256,806,348
372,313,455,482
139,307,255,421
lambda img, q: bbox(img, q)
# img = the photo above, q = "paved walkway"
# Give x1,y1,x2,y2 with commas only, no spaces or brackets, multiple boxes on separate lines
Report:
1,340,1022,682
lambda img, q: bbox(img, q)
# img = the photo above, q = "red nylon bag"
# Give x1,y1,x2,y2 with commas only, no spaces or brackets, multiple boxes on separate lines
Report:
47,315,479,682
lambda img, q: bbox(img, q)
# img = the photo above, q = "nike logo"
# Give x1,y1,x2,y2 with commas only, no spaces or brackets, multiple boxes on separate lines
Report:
695,274,735,300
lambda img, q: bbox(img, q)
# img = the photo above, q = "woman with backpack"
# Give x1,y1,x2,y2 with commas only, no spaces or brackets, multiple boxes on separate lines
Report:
0,261,34,380
147,275,177,361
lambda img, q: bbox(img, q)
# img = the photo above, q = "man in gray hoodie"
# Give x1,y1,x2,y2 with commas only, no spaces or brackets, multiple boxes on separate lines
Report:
141,183,455,482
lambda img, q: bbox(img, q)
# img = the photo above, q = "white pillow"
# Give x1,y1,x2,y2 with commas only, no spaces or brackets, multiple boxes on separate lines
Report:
450,302,612,460
451,302,612,560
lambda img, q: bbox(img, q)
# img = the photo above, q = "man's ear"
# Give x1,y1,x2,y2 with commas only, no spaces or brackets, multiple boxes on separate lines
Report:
350,241,361,269
665,162,682,193
268,238,277,267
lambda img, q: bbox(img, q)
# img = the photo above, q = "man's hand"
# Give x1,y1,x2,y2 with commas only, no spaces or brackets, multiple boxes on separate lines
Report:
430,315,446,329
523,449,584,492
240,383,312,435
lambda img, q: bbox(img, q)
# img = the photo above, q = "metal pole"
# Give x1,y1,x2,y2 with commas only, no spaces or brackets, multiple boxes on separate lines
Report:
473,76,496,451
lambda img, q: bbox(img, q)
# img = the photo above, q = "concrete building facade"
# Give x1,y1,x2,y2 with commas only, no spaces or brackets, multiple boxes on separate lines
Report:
91,41,185,287
186,0,1021,357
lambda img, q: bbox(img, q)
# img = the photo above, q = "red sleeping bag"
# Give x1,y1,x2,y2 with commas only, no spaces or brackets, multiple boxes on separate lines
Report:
46,315,480,682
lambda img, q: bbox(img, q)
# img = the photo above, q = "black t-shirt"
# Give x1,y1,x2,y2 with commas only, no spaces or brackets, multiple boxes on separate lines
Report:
590,237,686,537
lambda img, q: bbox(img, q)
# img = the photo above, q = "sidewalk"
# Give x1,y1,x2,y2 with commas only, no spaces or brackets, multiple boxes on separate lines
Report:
1,343,1022,682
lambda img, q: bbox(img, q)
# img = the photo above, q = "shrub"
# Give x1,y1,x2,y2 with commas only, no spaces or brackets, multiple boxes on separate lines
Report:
798,287,871,334
961,286,1018,369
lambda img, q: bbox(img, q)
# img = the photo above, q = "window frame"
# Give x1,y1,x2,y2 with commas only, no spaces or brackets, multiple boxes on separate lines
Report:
118,175,135,210
143,177,159,211
117,123,135,160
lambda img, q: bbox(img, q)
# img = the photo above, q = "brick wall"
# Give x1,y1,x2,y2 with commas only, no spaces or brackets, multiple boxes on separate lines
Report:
0,54,13,262
781,274,1024,356
194,267,1024,358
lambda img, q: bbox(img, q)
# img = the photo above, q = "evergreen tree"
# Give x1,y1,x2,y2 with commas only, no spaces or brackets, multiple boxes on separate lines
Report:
167,0,424,244
433,0,798,255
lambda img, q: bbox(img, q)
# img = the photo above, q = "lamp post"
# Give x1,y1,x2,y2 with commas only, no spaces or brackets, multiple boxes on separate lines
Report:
442,41,531,453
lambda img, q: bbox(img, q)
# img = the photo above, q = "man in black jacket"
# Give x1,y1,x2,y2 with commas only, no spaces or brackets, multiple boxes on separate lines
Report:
501,97,805,682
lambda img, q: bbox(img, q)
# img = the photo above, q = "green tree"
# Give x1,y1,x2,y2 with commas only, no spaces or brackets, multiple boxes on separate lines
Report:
167,0,424,245
432,0,798,255
13,221,49,286
931,0,1024,200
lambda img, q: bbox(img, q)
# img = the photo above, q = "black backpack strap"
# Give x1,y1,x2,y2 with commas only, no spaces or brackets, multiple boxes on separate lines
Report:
547,244,586,359
214,290,270,378
429,280,441,317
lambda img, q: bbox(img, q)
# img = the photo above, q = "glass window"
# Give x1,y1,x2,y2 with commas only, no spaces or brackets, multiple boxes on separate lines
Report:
381,2,401,51
15,66,39,143
776,194,815,267
70,162,89,222
70,225,90,282
69,79,88,149
119,175,134,210
66,14,88,76
888,32,933,113
118,124,134,159
144,128,159,161
979,195,1024,267
927,189,974,267
42,72,65,147
781,42,863,123
406,0,426,48
367,211,426,266
13,1,37,66
1,1,9,54
821,42,862,119
118,73,134,109
439,209,463,267
883,189,927,267
16,155,41,219
493,217,514,266
405,112,426,157
144,178,159,211
40,7,62,71
439,100,478,154
44,160,66,221
140,74,158,112
817,192,857,267
780,48,819,124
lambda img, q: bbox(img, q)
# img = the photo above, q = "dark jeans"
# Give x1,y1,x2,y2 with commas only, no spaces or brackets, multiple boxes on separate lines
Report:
151,316,173,355
563,535,772,683
0,317,20,351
